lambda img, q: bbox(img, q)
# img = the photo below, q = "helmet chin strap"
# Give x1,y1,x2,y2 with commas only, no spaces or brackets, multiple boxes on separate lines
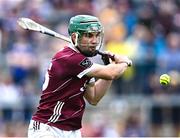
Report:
70,33,78,47
74,33,78,46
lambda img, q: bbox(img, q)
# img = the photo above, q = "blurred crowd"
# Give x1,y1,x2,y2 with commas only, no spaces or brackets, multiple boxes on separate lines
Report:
0,0,180,137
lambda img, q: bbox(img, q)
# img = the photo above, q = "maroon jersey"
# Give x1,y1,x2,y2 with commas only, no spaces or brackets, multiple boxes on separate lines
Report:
32,45,94,131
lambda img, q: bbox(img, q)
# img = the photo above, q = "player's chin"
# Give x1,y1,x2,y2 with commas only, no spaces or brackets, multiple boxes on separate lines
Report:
87,49,97,57
89,49,97,56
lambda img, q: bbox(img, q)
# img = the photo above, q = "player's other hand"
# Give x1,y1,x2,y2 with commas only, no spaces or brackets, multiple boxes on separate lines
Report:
100,51,115,65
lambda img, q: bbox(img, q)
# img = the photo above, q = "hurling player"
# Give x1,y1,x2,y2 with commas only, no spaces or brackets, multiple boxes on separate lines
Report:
28,15,132,138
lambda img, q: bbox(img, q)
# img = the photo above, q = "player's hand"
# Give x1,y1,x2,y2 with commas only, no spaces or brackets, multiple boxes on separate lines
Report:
101,54,110,65
97,51,115,65
114,54,132,67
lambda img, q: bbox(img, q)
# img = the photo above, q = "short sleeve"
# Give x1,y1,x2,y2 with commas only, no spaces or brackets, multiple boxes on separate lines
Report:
65,54,93,78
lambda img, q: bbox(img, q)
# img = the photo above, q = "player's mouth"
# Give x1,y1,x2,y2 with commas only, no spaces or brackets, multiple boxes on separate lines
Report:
89,46,96,52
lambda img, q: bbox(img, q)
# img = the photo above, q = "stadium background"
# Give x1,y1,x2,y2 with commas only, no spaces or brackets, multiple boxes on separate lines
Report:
0,0,180,137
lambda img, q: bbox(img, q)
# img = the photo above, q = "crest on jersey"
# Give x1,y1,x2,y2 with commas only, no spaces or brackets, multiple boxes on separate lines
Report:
80,58,92,68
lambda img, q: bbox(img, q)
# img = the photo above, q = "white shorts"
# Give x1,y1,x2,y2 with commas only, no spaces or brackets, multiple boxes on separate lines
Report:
28,120,82,138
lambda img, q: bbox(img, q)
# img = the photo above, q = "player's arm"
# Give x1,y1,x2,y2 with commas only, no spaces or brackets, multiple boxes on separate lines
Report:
84,56,131,105
84,79,112,106
86,53,132,80
86,62,129,80
84,63,128,106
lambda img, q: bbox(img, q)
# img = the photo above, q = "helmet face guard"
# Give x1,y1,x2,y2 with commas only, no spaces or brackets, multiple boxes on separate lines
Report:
68,15,104,57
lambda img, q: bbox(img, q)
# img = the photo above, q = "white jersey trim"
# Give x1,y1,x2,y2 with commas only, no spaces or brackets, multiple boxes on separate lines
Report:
77,63,96,78
48,101,64,123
